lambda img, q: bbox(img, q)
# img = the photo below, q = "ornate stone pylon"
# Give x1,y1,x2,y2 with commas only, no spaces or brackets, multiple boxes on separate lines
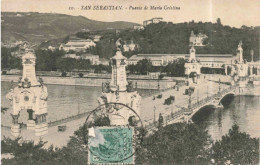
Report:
98,49,141,126
184,45,201,84
6,50,48,137
235,41,248,88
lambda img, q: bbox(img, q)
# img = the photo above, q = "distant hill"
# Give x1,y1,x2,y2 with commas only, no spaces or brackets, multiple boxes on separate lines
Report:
1,12,139,44
85,21,260,60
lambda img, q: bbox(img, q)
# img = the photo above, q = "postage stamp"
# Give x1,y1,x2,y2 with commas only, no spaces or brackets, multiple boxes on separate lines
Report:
88,126,134,164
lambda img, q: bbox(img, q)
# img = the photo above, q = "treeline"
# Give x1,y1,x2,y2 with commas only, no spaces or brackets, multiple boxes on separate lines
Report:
1,47,186,76
1,123,259,165
85,20,260,61
1,47,22,70
127,58,186,77
1,48,111,74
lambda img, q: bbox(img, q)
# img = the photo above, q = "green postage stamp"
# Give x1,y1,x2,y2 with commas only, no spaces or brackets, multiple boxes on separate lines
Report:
88,126,134,164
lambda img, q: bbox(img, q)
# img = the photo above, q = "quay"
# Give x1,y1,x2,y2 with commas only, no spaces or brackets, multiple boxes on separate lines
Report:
1,74,177,90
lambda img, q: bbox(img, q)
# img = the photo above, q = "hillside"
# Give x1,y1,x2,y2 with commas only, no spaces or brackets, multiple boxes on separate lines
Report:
1,12,139,44
86,21,260,60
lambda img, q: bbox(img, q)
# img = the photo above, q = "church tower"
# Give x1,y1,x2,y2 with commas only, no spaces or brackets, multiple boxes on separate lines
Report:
6,50,48,137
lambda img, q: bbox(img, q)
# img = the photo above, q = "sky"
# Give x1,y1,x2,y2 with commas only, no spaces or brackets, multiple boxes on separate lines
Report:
1,0,260,28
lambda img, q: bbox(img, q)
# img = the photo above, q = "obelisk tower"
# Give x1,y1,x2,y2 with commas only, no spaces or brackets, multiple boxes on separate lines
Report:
98,49,141,126
235,41,248,91
6,50,48,137
184,45,201,84
110,49,128,92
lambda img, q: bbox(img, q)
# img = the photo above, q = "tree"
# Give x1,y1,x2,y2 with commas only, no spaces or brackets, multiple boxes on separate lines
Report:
212,125,259,164
135,123,211,164
76,32,90,39
62,35,70,43
217,18,222,25
1,47,22,70
164,58,186,77
136,59,153,75
158,74,164,80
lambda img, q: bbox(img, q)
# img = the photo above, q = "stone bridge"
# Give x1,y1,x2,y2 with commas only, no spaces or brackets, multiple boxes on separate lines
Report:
144,85,236,132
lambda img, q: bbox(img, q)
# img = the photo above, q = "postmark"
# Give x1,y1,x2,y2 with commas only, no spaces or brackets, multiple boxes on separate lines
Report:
88,126,134,164
83,102,145,164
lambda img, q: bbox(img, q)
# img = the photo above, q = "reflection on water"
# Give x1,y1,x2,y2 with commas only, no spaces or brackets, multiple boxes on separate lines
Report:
192,95,260,140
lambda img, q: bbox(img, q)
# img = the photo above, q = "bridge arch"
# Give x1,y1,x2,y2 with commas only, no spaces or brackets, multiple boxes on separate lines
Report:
219,92,236,106
191,104,216,122
186,91,236,122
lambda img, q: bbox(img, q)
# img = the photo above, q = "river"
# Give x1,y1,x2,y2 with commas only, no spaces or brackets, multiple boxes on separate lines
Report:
1,81,260,140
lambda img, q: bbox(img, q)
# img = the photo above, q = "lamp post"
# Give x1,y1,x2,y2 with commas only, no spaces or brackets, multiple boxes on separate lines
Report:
218,78,221,95
188,91,192,110
207,86,209,98
154,106,156,122
197,89,199,103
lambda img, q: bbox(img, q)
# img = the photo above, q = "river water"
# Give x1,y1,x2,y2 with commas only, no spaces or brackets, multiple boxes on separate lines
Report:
1,81,260,140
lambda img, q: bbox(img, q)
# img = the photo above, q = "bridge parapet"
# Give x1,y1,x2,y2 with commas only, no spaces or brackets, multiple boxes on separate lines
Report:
144,85,236,131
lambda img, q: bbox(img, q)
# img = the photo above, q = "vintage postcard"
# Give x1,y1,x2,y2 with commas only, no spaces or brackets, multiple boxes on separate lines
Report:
1,0,260,164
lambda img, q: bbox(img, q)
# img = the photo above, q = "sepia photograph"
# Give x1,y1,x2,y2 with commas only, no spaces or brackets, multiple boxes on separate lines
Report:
1,0,260,164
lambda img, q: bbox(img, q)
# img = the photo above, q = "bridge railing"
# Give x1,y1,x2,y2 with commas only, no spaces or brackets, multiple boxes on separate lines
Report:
48,111,90,127
144,85,236,131
46,85,235,131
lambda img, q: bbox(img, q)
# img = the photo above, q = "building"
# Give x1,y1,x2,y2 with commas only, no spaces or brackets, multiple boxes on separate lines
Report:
248,50,260,77
99,58,110,66
189,31,208,46
81,54,99,65
195,54,235,69
63,53,100,65
93,35,101,42
59,39,96,52
143,17,163,27
133,25,144,30
64,54,80,59
123,40,138,52
128,54,186,66
48,46,56,51
151,17,163,23
128,53,237,69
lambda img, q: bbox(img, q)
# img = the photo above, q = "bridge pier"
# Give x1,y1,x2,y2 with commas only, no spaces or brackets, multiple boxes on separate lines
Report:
215,102,224,110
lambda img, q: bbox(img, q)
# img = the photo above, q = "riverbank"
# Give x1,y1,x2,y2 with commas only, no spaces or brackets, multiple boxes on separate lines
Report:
2,74,260,148
1,75,178,90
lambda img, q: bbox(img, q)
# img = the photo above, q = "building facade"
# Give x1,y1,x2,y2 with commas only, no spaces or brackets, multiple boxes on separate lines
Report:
133,25,144,30
189,31,208,47
81,54,99,65
59,39,96,52
128,54,185,66
143,17,163,27
63,53,100,65
123,40,138,52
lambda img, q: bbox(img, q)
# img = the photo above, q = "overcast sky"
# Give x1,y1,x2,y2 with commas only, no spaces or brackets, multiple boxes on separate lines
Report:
2,0,260,28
